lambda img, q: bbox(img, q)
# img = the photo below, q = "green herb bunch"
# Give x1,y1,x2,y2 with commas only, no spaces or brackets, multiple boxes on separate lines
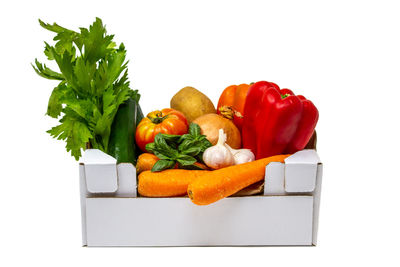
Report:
33,18,139,160
146,123,212,172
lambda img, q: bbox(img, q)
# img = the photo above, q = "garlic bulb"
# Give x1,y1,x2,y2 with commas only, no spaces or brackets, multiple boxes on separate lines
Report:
202,129,235,169
225,144,255,165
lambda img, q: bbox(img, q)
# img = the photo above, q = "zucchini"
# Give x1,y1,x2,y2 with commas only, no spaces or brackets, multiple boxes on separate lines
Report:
136,103,144,127
108,97,140,165
134,103,144,158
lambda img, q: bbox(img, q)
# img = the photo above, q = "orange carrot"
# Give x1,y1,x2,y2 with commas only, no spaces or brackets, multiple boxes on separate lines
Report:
138,169,208,197
187,154,290,205
136,153,159,173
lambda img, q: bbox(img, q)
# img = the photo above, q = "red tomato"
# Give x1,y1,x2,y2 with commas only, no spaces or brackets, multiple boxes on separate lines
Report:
135,108,188,152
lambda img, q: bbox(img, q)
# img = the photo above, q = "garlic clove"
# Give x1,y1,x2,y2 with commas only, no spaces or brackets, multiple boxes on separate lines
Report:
202,129,235,169
225,144,255,165
203,146,234,169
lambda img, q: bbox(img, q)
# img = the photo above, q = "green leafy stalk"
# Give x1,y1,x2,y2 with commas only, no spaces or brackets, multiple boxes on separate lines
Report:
33,18,136,160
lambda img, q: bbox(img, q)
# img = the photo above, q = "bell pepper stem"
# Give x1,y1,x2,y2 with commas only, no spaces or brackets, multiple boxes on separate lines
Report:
218,106,234,120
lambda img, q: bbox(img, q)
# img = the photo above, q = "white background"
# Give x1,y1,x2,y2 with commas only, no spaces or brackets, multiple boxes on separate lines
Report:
1,0,399,266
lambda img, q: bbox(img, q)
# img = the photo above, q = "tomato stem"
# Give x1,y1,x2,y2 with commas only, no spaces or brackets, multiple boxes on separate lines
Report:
148,112,168,124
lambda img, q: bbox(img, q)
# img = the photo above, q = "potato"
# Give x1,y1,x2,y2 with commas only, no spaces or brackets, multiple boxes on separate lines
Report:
170,86,216,123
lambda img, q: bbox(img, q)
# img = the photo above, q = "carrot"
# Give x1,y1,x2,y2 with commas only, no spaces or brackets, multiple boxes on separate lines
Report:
138,154,289,199
138,169,209,197
187,154,290,205
136,153,159,173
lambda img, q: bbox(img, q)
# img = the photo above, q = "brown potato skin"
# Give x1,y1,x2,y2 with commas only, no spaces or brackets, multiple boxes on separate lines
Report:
193,114,241,149
170,86,216,123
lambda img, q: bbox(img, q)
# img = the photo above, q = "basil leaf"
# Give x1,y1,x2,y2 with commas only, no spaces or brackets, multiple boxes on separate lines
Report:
145,142,156,153
178,139,195,152
154,133,178,159
180,146,202,156
176,155,197,166
151,159,176,172
200,139,212,151
152,151,172,160
179,164,204,170
159,133,181,144
143,123,211,171
154,133,164,146
178,134,193,144
189,123,201,137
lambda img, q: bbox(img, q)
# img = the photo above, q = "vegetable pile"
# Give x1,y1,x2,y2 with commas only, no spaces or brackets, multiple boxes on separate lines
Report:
35,18,319,206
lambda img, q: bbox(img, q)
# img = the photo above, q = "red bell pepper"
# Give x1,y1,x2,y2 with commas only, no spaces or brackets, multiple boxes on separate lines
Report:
242,81,318,159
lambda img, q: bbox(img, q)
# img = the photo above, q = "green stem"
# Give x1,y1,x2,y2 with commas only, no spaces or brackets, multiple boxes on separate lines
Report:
148,112,168,124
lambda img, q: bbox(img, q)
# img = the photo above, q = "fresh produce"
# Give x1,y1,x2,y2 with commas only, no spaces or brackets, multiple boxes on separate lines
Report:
217,83,251,130
138,169,208,197
135,108,188,152
285,95,318,154
108,96,142,165
136,153,160,173
242,81,280,158
139,154,289,199
134,104,145,155
187,154,290,205
202,129,235,169
242,81,318,159
145,123,212,172
202,128,254,169
225,144,255,165
193,114,241,149
33,18,141,160
170,86,216,122
136,152,210,173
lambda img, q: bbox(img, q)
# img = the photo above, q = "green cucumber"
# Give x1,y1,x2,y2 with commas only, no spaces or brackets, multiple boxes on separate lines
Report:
136,103,144,127
108,97,140,165
134,103,144,158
